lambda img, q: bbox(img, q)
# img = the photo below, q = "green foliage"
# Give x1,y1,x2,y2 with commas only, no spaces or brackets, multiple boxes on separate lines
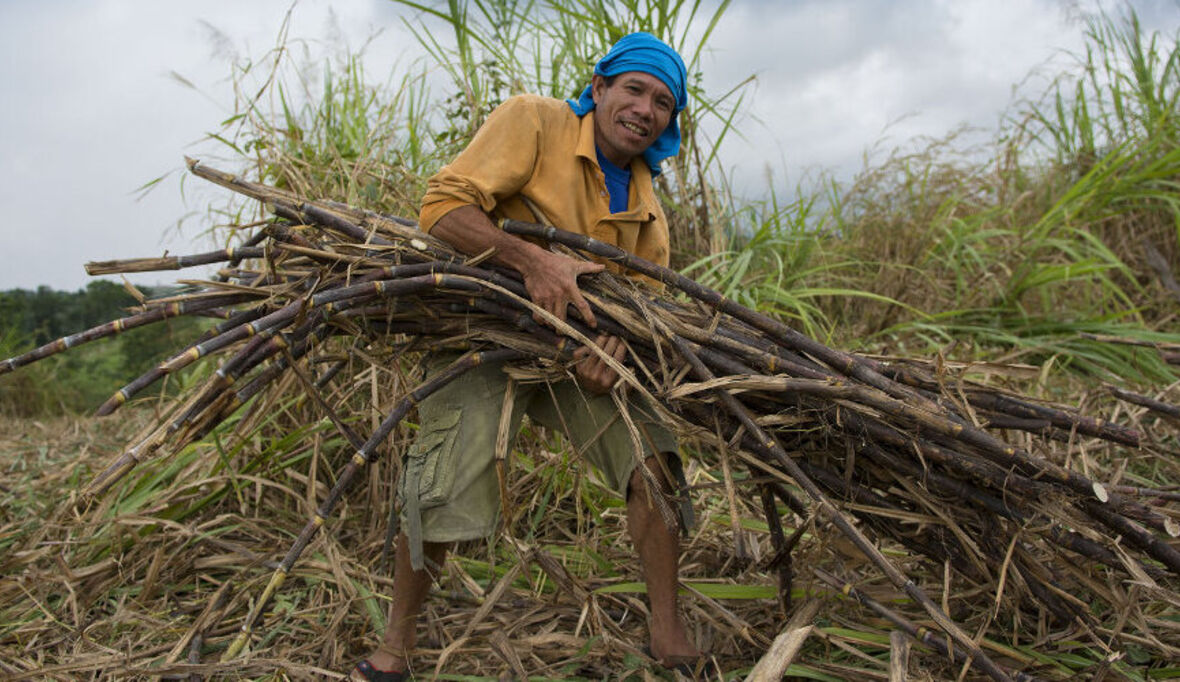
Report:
207,39,433,221
0,329,66,416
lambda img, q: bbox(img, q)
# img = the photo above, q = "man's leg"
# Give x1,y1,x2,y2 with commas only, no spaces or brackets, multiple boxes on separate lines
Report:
530,380,698,662
363,532,449,673
360,355,522,674
628,456,700,663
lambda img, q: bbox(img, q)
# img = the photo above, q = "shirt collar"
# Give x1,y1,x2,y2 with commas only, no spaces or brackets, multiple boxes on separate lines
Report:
576,110,598,163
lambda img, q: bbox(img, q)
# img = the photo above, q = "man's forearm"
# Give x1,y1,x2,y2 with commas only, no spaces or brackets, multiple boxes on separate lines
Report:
428,205,604,328
429,205,546,275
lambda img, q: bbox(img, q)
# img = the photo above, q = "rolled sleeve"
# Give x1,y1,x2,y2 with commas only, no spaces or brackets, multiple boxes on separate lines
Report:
419,97,543,233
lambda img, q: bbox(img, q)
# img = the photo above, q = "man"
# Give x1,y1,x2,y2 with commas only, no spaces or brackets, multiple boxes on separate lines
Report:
352,32,710,681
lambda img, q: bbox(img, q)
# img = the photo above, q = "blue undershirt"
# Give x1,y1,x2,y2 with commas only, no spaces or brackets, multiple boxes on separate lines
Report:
596,146,632,214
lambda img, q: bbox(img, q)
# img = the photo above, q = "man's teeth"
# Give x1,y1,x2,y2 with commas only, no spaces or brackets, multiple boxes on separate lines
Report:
622,122,646,135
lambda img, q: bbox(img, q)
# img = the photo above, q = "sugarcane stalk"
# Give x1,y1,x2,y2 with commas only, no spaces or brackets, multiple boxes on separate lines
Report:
643,296,1140,448
855,436,1160,580
863,356,1141,446
737,432,982,580
179,328,336,449
192,306,272,344
0,294,251,375
758,483,794,612
684,314,1135,448
1109,385,1180,419
192,307,237,320
502,219,949,408
187,158,431,249
178,322,333,432
680,336,1174,546
85,246,268,275
1008,550,1089,625
660,337,1138,581
210,222,274,284
1081,499,1180,573
93,300,304,416
957,389,1140,447
827,402,1180,573
283,348,366,452
1109,484,1180,502
85,318,341,499
83,395,200,499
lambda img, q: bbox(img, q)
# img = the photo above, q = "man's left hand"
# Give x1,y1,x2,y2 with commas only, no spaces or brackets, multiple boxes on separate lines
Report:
573,334,626,394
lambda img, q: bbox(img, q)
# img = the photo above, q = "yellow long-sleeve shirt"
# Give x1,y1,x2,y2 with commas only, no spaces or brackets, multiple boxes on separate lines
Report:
419,94,671,287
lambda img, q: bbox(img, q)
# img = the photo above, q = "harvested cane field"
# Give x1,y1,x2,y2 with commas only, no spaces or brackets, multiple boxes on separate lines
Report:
4,3,1180,681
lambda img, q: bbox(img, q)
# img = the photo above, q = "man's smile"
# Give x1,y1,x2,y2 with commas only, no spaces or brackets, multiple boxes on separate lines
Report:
620,120,650,137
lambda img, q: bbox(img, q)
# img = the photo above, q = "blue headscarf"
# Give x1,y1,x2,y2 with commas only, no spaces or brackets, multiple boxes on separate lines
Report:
567,32,688,176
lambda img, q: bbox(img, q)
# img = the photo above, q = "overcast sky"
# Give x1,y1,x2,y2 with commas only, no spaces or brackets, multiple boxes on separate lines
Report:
1,0,1177,292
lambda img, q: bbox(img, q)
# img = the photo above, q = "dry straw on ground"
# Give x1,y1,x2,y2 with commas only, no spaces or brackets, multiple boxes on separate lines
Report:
2,161,1180,680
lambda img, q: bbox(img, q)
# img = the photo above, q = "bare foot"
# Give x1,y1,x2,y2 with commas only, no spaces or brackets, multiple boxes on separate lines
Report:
649,626,701,666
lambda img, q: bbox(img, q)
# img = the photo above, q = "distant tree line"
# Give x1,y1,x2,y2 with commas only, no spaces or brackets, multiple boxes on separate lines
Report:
1,281,141,345
0,281,206,415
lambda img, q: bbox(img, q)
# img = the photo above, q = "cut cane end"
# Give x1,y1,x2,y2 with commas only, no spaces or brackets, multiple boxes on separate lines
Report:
95,398,121,417
1166,518,1180,538
1092,482,1109,503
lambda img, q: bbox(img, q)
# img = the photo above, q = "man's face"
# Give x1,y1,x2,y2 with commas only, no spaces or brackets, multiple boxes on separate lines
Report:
591,71,676,168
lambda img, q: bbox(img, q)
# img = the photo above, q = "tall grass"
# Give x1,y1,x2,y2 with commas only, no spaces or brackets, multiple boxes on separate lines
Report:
725,7,1180,384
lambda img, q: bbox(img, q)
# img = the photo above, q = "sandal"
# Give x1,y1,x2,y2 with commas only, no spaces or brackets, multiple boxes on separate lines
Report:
350,659,411,682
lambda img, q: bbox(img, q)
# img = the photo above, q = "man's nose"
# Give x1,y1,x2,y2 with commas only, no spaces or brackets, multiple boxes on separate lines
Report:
634,95,655,121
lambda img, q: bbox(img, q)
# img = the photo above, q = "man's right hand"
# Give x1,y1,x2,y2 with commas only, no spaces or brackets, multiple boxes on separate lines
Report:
431,205,605,331
519,250,604,329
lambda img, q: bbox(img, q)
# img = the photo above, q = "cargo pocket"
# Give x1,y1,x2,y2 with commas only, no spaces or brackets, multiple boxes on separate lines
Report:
400,407,462,570
402,407,462,507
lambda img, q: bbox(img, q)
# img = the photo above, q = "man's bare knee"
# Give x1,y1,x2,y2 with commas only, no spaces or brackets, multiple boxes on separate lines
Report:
627,454,673,500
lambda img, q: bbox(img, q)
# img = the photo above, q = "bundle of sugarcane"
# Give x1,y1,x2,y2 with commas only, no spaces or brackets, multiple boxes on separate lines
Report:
5,158,1180,680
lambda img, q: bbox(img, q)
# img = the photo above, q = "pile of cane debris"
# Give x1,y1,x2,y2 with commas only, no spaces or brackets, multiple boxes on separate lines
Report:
3,159,1180,680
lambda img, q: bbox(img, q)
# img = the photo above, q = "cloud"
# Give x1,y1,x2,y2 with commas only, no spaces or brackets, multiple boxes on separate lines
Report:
699,1,1136,193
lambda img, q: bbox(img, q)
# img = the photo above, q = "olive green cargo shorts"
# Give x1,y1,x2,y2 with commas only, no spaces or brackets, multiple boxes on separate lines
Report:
397,354,677,552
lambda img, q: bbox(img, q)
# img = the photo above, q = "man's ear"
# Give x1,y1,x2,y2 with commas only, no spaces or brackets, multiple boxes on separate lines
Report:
590,74,607,104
